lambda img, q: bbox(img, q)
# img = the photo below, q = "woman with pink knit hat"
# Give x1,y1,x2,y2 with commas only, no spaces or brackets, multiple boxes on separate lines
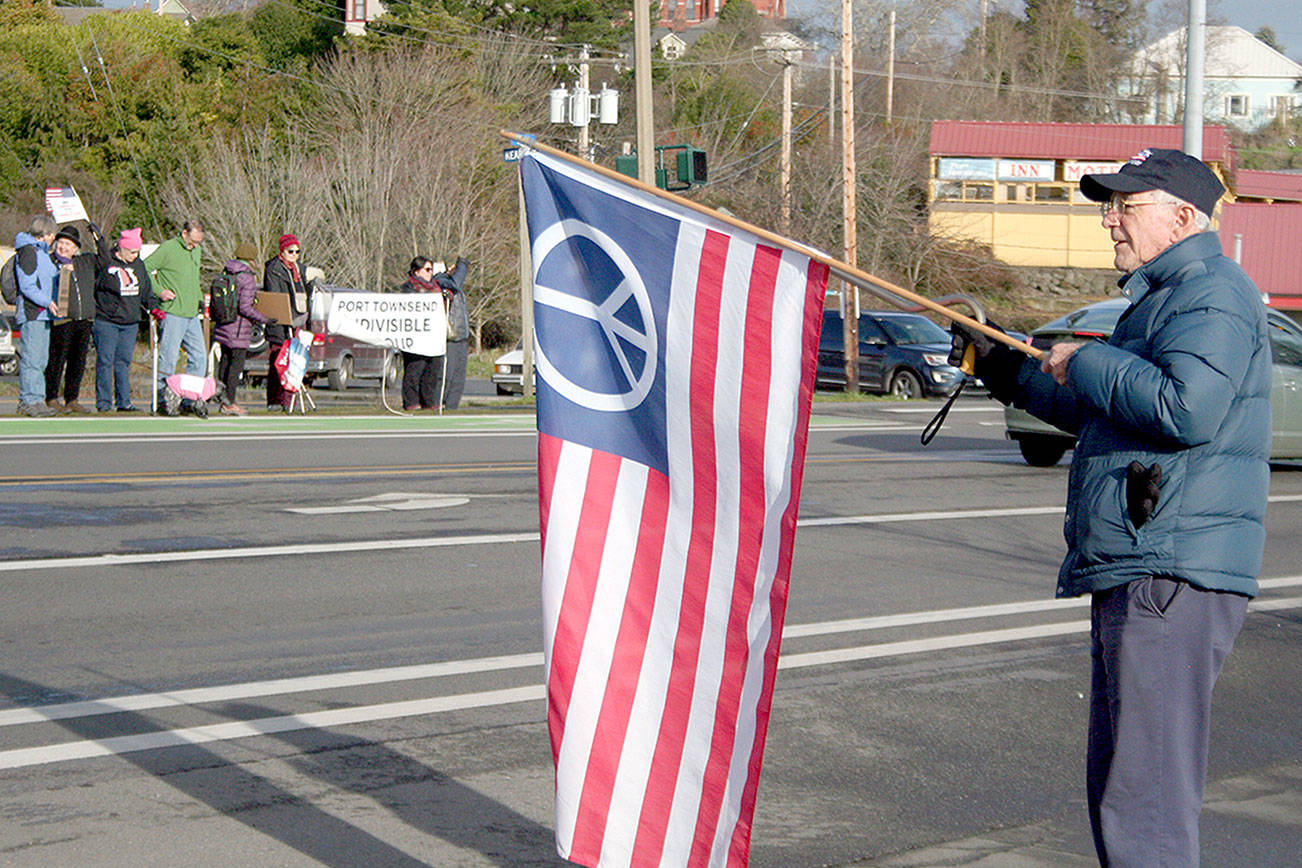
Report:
261,233,310,411
92,228,157,412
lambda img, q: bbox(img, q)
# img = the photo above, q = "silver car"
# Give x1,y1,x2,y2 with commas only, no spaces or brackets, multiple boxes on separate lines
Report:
0,312,17,377
1005,298,1302,465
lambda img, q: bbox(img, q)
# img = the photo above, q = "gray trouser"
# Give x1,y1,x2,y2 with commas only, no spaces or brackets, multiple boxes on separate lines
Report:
442,340,468,410
1087,577,1248,867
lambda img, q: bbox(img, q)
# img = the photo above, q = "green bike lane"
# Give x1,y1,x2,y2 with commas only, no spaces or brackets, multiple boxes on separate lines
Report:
0,406,920,439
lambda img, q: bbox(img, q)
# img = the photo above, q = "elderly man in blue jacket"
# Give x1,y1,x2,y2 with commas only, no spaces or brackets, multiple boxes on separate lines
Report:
957,149,1270,867
13,214,62,417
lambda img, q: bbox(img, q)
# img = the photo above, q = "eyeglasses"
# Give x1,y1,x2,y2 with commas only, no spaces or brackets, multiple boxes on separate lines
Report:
284,248,300,254
1099,197,1163,219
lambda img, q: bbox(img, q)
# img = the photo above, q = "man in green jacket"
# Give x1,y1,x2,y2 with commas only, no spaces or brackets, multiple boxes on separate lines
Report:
144,220,207,417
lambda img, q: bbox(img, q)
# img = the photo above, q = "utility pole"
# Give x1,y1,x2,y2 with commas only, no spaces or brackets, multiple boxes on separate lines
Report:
780,53,794,232
841,0,859,391
577,45,591,160
886,9,896,125
518,174,534,398
828,53,836,149
1183,0,1205,157
634,0,655,184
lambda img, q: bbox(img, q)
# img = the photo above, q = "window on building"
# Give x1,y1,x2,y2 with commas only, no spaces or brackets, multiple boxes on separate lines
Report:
1270,95,1297,119
1226,94,1250,117
352,0,365,19
933,181,995,202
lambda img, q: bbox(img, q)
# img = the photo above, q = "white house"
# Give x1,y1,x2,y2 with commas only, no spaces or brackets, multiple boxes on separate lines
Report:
344,0,387,36
1123,26,1302,131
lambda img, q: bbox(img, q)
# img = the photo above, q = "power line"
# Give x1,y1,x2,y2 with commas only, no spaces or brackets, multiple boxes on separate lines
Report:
86,22,163,236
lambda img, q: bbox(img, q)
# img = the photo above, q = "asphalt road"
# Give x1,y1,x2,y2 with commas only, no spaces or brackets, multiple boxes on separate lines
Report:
0,399,1298,867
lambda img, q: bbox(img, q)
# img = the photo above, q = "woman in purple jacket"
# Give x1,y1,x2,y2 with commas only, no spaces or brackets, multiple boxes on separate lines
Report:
210,242,269,416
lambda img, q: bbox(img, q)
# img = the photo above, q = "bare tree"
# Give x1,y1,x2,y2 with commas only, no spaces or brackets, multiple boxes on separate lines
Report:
166,37,548,349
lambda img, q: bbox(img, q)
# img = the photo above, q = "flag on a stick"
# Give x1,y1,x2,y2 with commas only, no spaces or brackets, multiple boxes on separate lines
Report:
44,186,88,224
521,148,828,868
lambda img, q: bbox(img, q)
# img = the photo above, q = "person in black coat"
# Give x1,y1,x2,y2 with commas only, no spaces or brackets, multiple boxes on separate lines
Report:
397,256,444,411
434,257,471,410
262,233,310,411
46,224,109,413
92,228,156,412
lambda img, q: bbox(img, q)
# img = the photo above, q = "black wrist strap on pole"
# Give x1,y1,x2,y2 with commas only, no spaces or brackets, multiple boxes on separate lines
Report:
920,378,965,446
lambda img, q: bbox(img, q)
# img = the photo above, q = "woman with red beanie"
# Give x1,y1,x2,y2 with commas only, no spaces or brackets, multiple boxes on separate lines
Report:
262,233,310,411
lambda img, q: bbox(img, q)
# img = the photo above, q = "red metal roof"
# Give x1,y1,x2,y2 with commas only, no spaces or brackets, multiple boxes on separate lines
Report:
1219,202,1302,299
1233,169,1302,203
929,121,1235,167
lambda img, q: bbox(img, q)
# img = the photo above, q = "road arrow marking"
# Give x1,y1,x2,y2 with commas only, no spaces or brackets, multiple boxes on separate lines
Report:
287,492,470,515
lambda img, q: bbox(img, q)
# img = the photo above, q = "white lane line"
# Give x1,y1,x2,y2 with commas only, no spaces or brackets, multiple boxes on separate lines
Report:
801,505,1064,526
1248,595,1302,612
2,495,1298,571
779,620,1090,669
807,424,915,432
7,577,1299,731
879,406,1004,414
782,597,1087,638
286,494,471,515
0,430,538,446
0,532,542,573
0,653,543,727
0,686,545,770
5,594,1299,771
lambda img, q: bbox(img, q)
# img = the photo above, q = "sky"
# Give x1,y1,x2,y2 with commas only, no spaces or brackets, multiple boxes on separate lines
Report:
784,0,1302,63
102,0,1302,63
1214,0,1302,61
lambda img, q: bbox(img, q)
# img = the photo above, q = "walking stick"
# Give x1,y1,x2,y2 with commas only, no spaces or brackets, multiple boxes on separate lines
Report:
438,354,447,416
149,317,157,415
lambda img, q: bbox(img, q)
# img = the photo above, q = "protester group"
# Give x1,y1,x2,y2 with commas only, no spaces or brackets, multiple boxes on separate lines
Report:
6,215,471,417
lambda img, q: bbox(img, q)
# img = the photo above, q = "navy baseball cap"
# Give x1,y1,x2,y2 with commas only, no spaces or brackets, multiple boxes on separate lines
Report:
1080,148,1225,217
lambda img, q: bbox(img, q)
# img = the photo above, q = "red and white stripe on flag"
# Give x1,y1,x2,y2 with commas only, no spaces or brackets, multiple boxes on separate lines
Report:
533,161,828,867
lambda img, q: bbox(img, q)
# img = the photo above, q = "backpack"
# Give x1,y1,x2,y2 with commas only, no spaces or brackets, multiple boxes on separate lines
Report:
209,268,239,326
1,254,16,305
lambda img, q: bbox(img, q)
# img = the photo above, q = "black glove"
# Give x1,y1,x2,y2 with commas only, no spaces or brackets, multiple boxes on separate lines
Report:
88,222,102,240
949,319,1025,405
1126,461,1163,529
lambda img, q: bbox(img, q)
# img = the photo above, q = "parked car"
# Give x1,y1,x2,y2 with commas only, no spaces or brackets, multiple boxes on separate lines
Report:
492,345,534,395
817,309,965,398
0,312,17,377
1005,298,1302,465
242,285,402,392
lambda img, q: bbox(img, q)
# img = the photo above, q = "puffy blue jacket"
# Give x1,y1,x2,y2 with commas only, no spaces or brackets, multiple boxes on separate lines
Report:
1010,232,1270,599
12,232,59,325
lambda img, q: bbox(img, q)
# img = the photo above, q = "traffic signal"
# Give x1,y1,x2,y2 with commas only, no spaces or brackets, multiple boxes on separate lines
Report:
614,145,707,191
676,146,707,186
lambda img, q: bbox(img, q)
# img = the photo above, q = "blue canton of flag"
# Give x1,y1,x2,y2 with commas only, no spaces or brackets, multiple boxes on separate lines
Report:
521,156,675,475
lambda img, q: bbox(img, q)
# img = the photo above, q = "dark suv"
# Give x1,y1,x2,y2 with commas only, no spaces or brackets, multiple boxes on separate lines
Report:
817,309,964,398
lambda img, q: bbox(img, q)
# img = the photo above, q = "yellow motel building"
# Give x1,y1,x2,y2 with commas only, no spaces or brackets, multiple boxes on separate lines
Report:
927,121,1236,269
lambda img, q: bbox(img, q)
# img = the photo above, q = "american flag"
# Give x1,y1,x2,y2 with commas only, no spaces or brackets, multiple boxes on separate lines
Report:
44,186,87,224
521,149,828,867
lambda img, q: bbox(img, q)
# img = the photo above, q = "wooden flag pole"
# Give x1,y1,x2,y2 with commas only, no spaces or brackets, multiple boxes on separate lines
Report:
502,130,1043,360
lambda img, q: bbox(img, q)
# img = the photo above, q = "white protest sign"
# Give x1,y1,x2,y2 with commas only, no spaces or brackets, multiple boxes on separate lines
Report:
44,186,89,223
326,292,447,357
